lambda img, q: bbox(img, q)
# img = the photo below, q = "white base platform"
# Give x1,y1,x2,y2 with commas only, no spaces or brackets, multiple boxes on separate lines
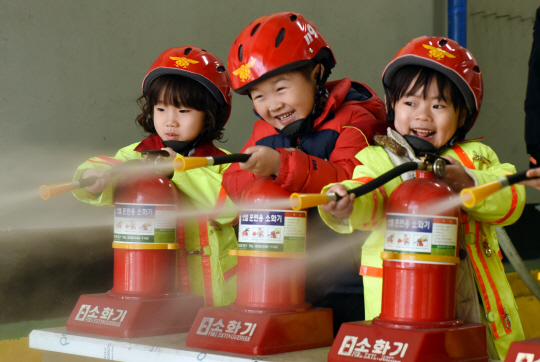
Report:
29,327,330,362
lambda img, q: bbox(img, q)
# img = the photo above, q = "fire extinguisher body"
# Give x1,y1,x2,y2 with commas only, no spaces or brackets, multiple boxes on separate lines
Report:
376,171,462,329
186,176,334,355
231,176,310,313
67,155,206,338
109,173,182,299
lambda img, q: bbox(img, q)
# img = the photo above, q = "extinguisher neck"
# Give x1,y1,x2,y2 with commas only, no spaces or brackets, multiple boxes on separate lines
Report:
415,170,435,179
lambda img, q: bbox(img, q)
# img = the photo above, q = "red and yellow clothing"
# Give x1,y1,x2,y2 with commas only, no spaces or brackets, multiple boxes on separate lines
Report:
320,135,525,360
223,78,387,199
72,134,238,307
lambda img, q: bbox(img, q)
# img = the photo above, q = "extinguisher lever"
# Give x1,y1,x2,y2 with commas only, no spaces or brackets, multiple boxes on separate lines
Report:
418,154,448,177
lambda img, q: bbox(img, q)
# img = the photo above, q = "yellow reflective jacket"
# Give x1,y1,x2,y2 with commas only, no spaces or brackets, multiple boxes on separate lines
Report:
320,140,525,360
72,140,238,307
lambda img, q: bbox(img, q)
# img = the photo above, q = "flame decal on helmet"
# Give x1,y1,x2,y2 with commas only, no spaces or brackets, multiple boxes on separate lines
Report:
232,59,256,83
422,44,456,61
169,57,200,69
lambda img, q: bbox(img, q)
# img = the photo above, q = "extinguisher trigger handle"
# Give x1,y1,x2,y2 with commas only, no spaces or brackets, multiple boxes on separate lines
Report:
424,152,450,165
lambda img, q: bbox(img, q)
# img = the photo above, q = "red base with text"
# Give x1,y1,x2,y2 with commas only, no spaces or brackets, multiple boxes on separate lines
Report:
504,338,540,362
186,306,334,355
328,320,488,362
66,292,204,338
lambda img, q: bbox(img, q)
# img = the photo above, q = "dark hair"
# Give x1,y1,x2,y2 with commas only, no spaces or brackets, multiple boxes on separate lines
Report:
135,75,227,143
387,65,467,123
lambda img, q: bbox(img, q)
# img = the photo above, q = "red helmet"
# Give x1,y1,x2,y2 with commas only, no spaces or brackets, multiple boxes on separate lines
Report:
382,36,483,136
142,46,232,125
228,12,336,94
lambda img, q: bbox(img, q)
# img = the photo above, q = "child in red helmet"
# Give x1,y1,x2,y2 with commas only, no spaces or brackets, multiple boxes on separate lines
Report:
320,36,525,360
72,47,238,307
224,12,387,198
224,12,387,332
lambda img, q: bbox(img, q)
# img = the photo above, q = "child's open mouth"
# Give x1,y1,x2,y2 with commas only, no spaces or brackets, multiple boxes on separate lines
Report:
275,111,294,124
412,128,435,139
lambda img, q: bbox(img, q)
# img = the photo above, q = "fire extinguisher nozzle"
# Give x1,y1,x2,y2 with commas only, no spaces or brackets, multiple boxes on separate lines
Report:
290,193,332,210
460,180,502,208
459,189,475,209
39,185,51,200
173,156,211,172
39,181,79,200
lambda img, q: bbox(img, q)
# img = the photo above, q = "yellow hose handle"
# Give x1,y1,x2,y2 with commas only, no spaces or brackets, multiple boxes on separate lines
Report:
460,180,502,209
40,176,99,200
290,193,339,210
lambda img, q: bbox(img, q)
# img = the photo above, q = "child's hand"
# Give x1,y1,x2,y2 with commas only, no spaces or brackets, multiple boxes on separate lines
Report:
520,168,540,189
320,184,355,219
161,147,177,159
240,146,281,176
82,169,110,194
439,156,474,193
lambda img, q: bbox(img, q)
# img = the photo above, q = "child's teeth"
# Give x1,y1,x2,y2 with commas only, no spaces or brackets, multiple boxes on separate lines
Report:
278,112,292,120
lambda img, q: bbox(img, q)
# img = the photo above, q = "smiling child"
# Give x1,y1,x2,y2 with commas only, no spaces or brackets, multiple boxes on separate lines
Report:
320,36,525,360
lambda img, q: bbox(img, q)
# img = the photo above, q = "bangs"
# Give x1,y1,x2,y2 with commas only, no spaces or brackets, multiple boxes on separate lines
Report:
135,73,227,143
147,75,209,111
389,65,465,112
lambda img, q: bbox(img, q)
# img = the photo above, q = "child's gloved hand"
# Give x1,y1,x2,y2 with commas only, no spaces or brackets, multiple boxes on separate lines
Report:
439,156,474,193
240,145,281,176
520,168,540,189
81,169,111,194
320,184,355,219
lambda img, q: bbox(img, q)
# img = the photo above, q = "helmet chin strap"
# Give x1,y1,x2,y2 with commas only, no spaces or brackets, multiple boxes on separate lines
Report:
403,133,461,157
281,66,328,147
162,138,199,155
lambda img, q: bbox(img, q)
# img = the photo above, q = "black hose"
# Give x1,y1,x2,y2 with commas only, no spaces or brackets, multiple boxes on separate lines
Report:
212,153,251,165
339,162,420,200
506,170,530,185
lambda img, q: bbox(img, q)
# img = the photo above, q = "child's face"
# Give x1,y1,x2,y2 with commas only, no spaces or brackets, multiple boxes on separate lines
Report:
153,101,205,142
394,80,464,150
249,69,317,130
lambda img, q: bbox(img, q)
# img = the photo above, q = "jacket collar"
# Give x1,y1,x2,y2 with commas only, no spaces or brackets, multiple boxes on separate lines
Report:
134,134,226,157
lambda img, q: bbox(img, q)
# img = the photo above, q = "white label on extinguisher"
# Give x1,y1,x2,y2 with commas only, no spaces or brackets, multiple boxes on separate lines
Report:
238,210,307,252
384,213,458,257
114,203,176,243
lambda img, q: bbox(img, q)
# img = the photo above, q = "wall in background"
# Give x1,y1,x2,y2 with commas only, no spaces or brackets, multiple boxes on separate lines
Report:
1,0,539,328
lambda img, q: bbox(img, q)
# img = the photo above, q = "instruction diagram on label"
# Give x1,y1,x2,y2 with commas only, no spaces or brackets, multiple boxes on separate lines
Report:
238,210,306,252
384,213,458,257
114,203,176,243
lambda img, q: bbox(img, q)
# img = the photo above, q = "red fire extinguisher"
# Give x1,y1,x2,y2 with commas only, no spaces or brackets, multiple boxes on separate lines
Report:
63,151,204,338
374,162,462,329
108,151,184,298
186,176,333,355
230,176,311,313
293,155,489,361
293,155,462,327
